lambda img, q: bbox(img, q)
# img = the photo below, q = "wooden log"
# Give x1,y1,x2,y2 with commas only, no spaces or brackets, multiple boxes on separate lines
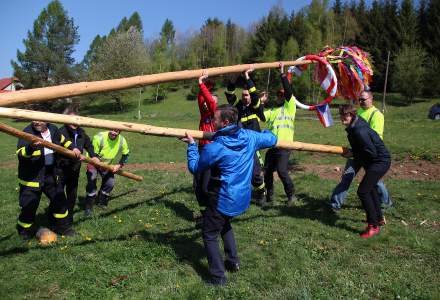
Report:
0,107,346,155
0,60,312,107
0,122,143,182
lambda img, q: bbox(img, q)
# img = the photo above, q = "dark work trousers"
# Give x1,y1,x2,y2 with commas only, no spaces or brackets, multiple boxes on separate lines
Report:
58,167,80,224
18,166,69,229
86,165,115,197
264,148,294,198
193,145,210,208
252,152,265,192
357,162,390,226
202,205,239,281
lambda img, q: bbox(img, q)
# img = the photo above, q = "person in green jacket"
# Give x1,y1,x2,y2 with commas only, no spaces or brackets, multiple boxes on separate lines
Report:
84,130,130,216
329,90,392,212
263,63,297,206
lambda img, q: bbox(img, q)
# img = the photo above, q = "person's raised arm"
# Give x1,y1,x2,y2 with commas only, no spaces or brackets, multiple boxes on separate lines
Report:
279,62,293,102
198,70,216,113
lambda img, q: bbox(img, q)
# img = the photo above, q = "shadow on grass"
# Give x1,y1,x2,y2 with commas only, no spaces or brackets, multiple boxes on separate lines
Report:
74,186,194,225
384,94,427,107
263,193,359,234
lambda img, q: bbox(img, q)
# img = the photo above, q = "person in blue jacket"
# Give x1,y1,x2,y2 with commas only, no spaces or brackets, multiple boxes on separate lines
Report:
181,104,277,285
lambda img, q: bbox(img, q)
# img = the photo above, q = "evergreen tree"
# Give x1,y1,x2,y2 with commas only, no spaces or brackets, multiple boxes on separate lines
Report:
399,0,418,46
12,0,79,88
392,45,427,102
425,0,440,60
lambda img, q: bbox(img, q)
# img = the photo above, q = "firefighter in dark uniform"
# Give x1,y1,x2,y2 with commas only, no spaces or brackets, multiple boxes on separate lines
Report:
225,67,266,204
16,121,80,239
57,108,100,225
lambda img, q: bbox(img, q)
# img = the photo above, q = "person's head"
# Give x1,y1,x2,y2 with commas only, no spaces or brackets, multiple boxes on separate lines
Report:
32,121,47,132
63,106,79,130
276,89,285,105
359,90,373,109
213,104,238,130
339,104,357,127
108,129,120,140
241,89,251,106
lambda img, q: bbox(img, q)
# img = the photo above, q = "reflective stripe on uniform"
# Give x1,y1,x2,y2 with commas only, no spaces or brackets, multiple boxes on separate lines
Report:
254,182,265,190
252,99,261,109
272,124,295,130
19,179,39,188
233,98,240,106
225,90,235,95
31,150,41,156
17,220,33,228
240,114,260,123
53,210,69,219
60,134,65,143
64,141,72,148
16,147,31,158
249,86,256,93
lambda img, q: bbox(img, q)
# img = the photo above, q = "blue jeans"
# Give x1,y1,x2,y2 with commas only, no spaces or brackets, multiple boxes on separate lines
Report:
330,159,392,210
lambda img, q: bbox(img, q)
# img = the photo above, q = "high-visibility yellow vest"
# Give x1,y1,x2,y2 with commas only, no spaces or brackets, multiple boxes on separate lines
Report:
264,96,296,141
92,132,129,164
357,106,384,139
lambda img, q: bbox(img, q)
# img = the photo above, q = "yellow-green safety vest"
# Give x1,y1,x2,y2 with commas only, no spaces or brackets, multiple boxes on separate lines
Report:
92,132,129,164
264,96,296,141
357,106,384,139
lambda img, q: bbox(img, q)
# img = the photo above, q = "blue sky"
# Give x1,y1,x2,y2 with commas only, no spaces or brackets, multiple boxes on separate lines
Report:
0,0,312,78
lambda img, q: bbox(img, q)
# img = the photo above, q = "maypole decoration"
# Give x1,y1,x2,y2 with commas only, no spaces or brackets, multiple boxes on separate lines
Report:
318,46,373,101
287,46,373,127
288,55,338,127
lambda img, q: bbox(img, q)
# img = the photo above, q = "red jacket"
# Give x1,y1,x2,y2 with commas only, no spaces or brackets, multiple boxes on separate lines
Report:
198,82,217,145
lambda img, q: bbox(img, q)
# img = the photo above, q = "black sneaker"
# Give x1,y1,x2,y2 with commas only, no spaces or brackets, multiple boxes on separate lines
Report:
224,260,240,272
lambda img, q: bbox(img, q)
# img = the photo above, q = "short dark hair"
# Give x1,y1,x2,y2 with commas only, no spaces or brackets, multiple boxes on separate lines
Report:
63,106,78,115
339,104,357,116
216,104,238,124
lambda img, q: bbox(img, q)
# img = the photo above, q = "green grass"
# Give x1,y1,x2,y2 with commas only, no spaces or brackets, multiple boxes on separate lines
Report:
0,89,439,299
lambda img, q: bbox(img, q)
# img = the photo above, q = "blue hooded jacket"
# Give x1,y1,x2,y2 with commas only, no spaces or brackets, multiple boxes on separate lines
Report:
187,125,277,217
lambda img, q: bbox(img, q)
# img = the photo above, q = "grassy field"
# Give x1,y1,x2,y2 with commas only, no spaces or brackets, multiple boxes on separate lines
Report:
0,88,439,299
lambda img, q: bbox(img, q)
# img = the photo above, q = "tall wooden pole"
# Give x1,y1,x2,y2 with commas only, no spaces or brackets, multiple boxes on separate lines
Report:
382,51,390,113
0,122,143,182
0,60,312,108
0,107,345,155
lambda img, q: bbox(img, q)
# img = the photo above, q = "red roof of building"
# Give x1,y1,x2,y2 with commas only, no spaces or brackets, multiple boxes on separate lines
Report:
0,77,20,90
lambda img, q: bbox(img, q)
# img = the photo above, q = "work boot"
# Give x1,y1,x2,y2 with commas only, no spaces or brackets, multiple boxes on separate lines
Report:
84,195,96,217
51,217,76,237
96,192,109,208
16,224,37,241
254,189,267,208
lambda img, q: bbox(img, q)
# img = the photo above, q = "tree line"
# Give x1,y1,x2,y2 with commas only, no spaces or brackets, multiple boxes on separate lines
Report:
12,0,440,110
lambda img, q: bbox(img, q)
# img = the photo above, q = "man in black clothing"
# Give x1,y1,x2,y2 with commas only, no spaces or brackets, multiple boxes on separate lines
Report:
16,120,80,239
225,67,266,204
57,108,100,224
339,104,391,238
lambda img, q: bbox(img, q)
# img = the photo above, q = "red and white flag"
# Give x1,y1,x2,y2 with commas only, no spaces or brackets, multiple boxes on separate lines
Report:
315,103,334,128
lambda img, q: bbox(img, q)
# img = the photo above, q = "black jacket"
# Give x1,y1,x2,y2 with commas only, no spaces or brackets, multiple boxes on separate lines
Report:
225,78,265,132
57,125,97,172
346,117,391,171
17,123,73,189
